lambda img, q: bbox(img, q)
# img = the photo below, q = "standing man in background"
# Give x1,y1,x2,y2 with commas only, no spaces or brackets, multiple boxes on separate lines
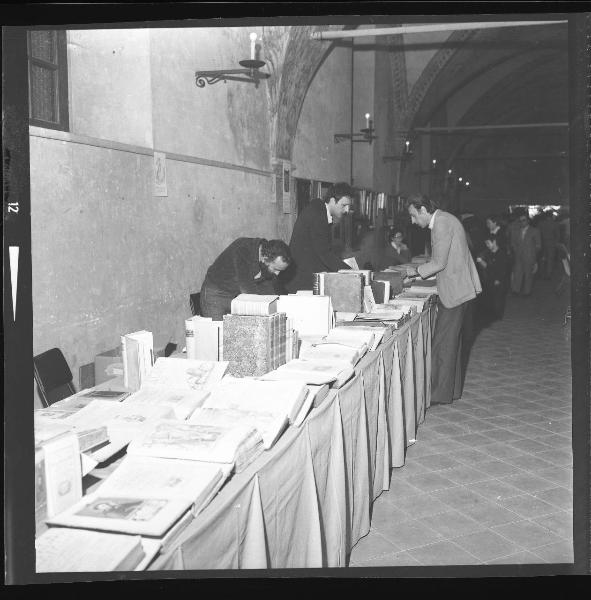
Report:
283,182,354,292
405,194,482,405
510,213,542,296
538,211,559,279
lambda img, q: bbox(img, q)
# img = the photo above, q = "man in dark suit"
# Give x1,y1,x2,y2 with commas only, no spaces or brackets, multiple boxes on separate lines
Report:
405,194,482,405
200,237,291,320
283,182,354,293
509,213,541,296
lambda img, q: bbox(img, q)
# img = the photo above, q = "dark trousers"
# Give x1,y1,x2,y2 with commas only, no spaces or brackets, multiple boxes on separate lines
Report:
200,282,233,321
431,298,474,405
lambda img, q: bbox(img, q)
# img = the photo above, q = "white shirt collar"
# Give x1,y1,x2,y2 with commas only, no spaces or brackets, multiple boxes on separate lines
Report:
325,201,333,224
428,210,437,230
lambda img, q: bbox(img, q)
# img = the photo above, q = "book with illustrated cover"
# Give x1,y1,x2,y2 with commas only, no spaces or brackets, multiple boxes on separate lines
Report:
36,528,146,572
46,455,228,537
190,406,288,451
38,431,83,519
230,294,279,316
126,419,264,473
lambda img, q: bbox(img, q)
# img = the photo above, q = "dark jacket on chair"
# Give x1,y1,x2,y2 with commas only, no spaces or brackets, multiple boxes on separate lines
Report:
283,198,350,292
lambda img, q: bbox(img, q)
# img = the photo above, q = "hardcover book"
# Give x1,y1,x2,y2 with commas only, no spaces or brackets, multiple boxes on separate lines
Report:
230,294,279,315
314,272,364,313
46,455,228,537
373,270,404,296
222,313,287,377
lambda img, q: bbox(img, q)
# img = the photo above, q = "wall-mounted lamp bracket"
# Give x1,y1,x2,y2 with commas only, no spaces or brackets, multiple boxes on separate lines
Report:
195,60,270,88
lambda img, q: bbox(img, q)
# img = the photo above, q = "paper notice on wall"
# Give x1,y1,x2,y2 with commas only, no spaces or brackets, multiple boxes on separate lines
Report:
153,152,168,197
282,160,291,214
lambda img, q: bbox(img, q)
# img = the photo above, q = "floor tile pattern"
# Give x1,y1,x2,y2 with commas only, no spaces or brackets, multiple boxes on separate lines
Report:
349,277,572,566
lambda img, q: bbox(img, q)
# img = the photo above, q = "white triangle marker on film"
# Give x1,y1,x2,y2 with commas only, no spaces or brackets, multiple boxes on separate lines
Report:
9,246,19,321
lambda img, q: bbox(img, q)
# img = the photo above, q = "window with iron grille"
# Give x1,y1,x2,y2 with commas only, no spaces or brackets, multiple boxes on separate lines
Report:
27,29,69,131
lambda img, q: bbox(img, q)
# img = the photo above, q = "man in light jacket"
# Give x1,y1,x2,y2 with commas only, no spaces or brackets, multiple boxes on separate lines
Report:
405,194,482,405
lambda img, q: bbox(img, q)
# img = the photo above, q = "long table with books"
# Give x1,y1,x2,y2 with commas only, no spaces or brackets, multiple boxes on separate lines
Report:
148,305,434,570
34,272,438,573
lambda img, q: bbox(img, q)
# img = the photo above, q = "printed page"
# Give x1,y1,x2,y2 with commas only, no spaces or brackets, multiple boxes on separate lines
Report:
127,419,257,465
47,493,191,537
125,387,209,420
342,257,359,270
203,377,307,423
97,455,223,504
190,406,288,450
141,357,228,393
36,528,144,572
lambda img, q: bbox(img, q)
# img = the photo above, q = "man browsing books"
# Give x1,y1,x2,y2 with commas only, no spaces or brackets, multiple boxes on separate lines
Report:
282,182,354,293
405,194,481,405
200,238,292,320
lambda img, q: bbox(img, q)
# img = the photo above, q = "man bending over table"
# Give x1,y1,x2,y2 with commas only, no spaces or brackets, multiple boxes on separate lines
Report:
200,237,291,320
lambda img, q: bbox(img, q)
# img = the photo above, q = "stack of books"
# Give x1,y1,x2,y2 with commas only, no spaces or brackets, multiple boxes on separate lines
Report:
222,313,288,377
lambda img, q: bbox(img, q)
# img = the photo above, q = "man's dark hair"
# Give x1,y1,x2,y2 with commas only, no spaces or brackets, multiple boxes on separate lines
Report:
324,182,355,204
405,193,439,214
389,229,404,241
261,239,292,264
486,214,500,225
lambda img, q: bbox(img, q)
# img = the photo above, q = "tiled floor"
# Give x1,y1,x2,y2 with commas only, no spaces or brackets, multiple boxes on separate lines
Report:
349,275,573,567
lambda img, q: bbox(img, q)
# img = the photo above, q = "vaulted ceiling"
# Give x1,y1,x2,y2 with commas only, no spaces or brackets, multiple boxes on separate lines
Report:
408,21,569,205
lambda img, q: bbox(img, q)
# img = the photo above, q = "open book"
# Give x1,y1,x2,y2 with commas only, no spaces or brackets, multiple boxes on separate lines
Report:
59,399,175,464
298,341,367,367
126,419,264,473
324,326,380,352
46,455,227,537
123,387,209,421
194,377,309,447
142,357,228,392
260,359,354,388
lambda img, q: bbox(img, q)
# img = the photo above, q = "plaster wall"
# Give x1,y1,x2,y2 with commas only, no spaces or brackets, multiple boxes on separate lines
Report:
30,27,280,388
291,44,351,183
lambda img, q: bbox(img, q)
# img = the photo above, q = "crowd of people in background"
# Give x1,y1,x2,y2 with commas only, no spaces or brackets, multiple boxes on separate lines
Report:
460,207,570,329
